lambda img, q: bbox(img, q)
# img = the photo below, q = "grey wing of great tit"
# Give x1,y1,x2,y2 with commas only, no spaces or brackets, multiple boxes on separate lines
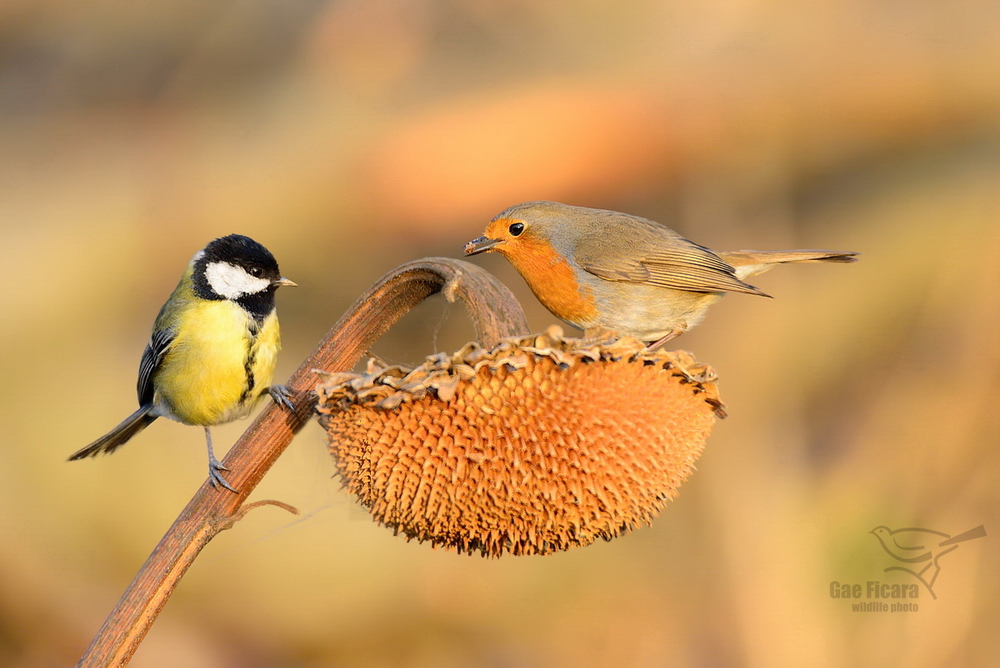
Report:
68,328,175,460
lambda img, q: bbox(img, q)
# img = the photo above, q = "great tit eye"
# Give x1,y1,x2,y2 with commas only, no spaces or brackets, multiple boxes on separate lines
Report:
248,266,264,278
508,222,525,237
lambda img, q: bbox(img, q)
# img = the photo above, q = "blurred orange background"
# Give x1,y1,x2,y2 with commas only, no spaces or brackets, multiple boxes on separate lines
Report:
1,0,998,666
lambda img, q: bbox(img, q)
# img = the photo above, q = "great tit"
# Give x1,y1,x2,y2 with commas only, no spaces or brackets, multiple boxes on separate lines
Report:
69,234,296,492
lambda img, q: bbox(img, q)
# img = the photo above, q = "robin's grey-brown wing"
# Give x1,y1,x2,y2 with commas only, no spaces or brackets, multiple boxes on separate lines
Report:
574,216,768,296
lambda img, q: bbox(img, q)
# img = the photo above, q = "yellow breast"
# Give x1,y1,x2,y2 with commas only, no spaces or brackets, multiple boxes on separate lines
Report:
154,300,281,426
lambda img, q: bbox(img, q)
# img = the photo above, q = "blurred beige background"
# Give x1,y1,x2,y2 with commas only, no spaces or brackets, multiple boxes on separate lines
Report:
1,0,998,666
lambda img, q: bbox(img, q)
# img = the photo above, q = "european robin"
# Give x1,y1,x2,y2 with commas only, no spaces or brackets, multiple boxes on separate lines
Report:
464,201,857,348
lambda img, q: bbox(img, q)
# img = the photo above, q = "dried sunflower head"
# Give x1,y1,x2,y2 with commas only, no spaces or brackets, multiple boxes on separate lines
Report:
316,326,724,557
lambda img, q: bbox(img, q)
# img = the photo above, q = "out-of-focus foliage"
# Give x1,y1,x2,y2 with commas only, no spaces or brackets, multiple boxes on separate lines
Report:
1,0,997,666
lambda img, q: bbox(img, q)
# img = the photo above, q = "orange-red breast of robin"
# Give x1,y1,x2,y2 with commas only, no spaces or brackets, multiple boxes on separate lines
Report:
464,201,858,348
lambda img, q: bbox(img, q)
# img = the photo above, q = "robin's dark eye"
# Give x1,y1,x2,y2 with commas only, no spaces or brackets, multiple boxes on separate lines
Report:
508,222,525,237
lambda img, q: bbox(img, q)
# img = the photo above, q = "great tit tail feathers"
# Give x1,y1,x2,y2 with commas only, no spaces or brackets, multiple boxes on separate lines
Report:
69,406,158,460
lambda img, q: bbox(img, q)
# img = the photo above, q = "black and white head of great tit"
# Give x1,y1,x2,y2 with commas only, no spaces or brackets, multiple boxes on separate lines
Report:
191,234,295,319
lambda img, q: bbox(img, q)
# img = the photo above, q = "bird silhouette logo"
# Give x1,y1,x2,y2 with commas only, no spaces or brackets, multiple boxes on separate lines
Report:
870,525,986,599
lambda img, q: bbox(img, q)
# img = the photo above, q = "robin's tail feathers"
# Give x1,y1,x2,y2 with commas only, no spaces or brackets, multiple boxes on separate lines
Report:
69,406,158,460
721,250,858,280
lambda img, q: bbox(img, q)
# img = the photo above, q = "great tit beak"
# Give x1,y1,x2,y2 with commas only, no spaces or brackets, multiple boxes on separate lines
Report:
274,277,297,288
464,236,501,256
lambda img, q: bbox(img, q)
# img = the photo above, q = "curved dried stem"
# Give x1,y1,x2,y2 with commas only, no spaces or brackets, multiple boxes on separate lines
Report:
77,258,529,667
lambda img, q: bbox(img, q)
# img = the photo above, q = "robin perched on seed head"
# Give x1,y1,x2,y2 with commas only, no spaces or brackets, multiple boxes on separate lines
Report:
465,201,857,348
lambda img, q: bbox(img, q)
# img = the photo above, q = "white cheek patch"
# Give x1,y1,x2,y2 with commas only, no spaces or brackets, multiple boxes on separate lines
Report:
205,261,271,299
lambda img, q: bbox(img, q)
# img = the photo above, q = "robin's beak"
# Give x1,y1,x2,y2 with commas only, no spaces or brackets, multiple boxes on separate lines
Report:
273,277,297,288
464,236,501,256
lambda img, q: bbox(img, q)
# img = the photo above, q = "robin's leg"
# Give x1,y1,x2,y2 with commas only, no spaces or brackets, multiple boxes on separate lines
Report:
646,329,683,351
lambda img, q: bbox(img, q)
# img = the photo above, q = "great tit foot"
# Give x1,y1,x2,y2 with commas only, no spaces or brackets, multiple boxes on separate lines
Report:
207,457,237,493
204,427,237,493
268,385,295,411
